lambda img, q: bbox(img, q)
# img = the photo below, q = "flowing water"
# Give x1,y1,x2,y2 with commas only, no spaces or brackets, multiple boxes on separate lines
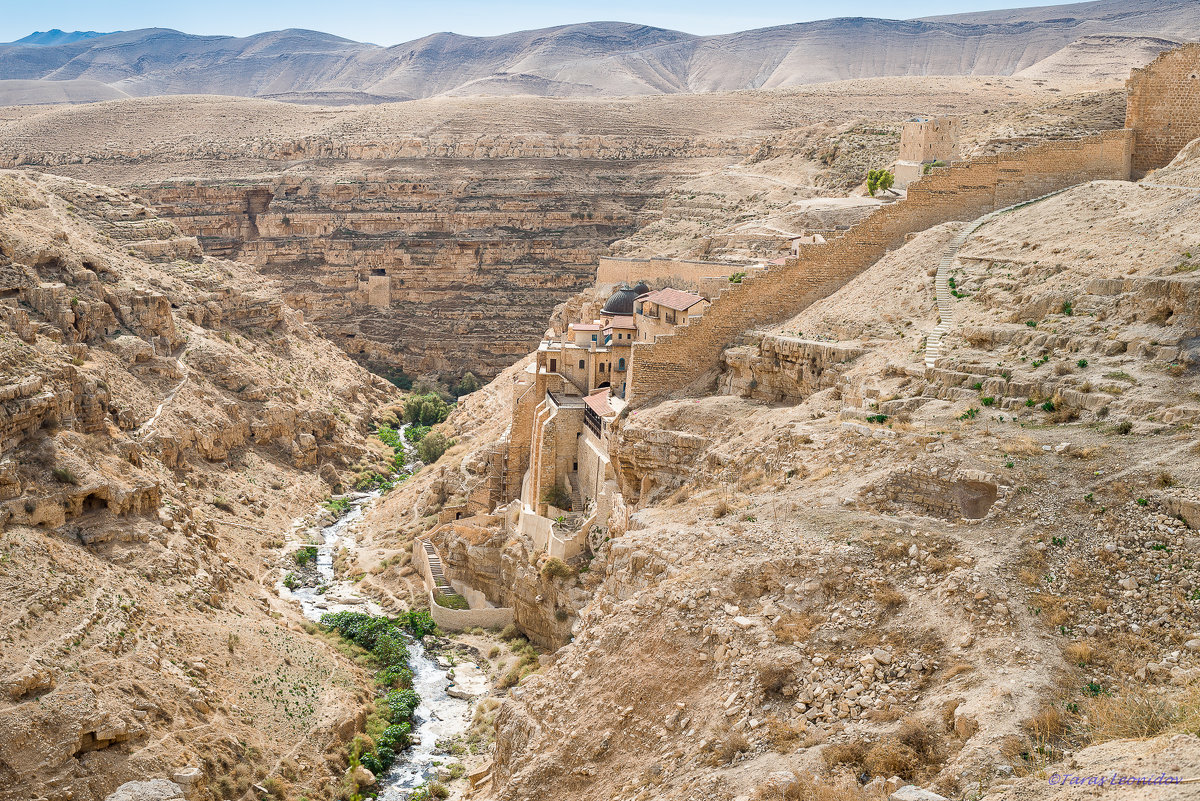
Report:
278,424,484,795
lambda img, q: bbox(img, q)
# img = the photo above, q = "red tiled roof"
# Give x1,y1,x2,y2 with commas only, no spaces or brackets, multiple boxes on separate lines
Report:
638,288,707,312
584,389,615,417
603,315,636,330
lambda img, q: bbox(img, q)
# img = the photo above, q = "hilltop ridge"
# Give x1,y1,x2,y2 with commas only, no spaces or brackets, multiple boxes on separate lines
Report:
1,0,1198,105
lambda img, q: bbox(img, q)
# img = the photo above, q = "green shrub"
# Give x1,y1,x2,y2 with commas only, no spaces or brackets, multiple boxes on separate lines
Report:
400,609,437,639
451,372,481,397
541,557,575,580
323,496,350,514
51,467,79,485
283,572,299,590
1077,359,1089,368
405,424,431,444
980,397,996,407
417,432,452,464
386,688,421,723
294,546,318,567
1061,300,1074,316
1041,400,1056,412
378,722,412,752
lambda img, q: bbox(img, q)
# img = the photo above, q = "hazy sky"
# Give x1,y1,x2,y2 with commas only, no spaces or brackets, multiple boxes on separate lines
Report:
2,0,1049,45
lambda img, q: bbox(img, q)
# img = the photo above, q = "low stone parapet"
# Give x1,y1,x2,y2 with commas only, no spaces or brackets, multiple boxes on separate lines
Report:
427,589,514,632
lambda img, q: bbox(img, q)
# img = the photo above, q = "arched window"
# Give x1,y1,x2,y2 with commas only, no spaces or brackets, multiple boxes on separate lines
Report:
618,357,626,371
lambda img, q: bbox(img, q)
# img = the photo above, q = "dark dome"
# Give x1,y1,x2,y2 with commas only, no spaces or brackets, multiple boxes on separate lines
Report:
602,282,649,316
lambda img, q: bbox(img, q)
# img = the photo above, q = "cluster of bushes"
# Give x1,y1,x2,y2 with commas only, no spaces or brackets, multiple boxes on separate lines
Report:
450,372,480,398
403,393,450,426
376,423,410,476
323,496,351,514
406,781,450,800
320,611,437,782
359,688,421,777
294,546,318,567
404,424,431,444
378,415,454,469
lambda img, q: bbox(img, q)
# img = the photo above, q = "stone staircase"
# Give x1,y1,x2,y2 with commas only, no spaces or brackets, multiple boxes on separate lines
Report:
924,187,1077,369
566,473,584,513
420,538,466,604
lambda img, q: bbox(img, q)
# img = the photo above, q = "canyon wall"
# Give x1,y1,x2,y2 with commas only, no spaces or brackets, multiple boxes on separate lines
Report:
134,161,715,381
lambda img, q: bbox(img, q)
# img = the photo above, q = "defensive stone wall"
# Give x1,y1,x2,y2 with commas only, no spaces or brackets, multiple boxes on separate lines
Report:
1126,44,1200,176
597,256,753,287
627,129,1133,404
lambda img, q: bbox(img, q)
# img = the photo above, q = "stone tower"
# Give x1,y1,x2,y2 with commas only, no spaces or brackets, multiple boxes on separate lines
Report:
894,116,961,188
1126,43,1200,177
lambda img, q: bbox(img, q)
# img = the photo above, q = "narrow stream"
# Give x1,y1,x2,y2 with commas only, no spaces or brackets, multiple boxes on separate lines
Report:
277,424,483,796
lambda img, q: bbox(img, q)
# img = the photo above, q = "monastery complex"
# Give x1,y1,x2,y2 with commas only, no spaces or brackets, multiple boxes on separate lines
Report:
417,43,1200,630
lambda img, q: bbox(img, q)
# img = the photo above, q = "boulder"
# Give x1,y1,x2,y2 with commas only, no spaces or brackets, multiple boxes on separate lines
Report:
104,780,185,801
888,787,947,801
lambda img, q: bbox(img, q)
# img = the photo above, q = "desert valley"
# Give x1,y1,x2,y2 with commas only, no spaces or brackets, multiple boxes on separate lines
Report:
2,2,1200,801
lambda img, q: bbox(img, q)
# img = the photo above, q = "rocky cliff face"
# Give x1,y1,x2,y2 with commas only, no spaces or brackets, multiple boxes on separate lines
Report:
0,171,392,801
133,164,686,380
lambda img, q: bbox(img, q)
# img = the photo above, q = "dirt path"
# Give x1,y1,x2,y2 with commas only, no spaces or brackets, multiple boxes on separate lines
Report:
136,349,189,441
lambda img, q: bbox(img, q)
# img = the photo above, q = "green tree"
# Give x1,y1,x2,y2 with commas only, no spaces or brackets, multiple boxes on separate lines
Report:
867,169,895,196
403,393,450,426
452,372,481,397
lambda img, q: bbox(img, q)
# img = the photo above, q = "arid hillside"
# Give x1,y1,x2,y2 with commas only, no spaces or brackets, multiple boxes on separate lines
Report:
0,170,398,800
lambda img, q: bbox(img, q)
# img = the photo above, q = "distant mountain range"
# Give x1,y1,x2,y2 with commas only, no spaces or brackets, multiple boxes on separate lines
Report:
0,0,1196,105
8,29,113,46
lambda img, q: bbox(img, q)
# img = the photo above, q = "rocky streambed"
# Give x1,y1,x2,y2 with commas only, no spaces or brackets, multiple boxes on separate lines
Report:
278,477,490,794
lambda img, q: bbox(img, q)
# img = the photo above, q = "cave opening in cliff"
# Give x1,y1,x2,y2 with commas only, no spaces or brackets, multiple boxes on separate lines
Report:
81,493,107,514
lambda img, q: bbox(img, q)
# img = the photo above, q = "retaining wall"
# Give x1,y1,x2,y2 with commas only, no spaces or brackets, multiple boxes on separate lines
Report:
426,589,514,632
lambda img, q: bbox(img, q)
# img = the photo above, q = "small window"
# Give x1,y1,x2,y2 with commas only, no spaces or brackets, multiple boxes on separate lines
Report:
579,360,585,369
592,334,597,342
550,358,557,372
618,357,626,370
